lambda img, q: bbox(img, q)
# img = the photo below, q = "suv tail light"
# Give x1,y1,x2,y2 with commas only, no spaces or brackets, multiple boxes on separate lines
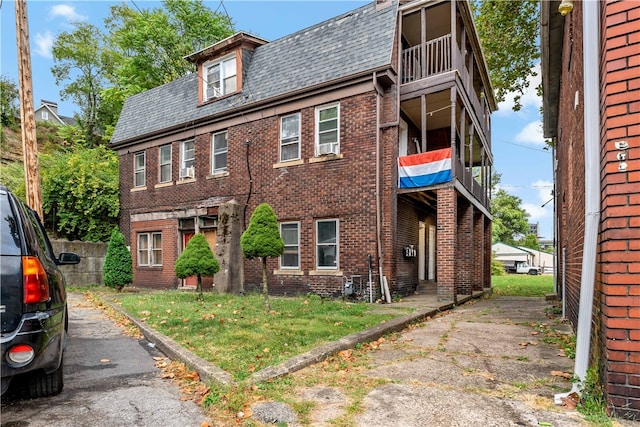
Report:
22,256,50,304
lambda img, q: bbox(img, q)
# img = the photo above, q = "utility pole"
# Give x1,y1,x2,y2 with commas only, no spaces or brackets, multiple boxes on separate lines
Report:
15,0,43,219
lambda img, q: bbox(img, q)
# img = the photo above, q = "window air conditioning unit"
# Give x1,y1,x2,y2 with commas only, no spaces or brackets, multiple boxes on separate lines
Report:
318,143,338,156
181,166,194,179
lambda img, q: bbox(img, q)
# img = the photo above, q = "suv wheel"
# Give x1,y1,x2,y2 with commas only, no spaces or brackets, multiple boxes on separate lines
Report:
27,357,64,398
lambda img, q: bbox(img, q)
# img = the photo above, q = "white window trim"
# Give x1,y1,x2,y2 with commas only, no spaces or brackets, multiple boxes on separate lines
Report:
180,140,195,179
280,113,301,162
211,131,228,174
134,152,146,188
137,232,162,267
279,221,300,270
316,219,339,270
203,54,237,101
159,144,172,183
315,103,340,156
42,111,49,120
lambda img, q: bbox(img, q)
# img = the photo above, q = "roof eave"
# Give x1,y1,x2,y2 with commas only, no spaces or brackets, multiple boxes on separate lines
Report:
541,0,564,139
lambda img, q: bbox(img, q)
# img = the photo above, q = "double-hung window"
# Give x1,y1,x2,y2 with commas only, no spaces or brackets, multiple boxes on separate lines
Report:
212,131,228,174
316,219,338,269
204,55,237,101
138,232,162,266
315,104,340,156
280,113,301,162
159,144,172,183
280,222,300,269
134,151,146,187
180,140,195,178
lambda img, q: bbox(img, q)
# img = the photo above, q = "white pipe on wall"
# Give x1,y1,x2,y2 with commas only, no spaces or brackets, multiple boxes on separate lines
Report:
555,0,601,402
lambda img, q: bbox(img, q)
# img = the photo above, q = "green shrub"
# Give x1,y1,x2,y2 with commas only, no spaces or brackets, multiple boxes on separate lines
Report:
103,229,133,291
175,233,219,298
240,203,284,311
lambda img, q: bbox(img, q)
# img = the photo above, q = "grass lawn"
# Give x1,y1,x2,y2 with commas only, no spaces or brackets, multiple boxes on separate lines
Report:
107,291,405,381
491,274,555,297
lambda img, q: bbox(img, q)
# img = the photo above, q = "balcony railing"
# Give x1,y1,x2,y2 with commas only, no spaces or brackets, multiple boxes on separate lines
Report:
401,34,452,83
401,35,491,148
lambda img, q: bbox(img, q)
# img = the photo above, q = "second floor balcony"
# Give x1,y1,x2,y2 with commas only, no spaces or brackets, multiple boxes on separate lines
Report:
399,0,494,146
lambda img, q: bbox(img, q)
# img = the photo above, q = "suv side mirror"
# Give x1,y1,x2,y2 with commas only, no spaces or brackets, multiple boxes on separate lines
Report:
57,252,81,265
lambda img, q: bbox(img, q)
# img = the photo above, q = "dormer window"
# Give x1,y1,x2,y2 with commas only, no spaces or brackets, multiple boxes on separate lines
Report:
204,54,237,100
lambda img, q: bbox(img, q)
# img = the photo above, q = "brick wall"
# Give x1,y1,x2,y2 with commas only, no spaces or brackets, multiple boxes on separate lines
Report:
556,4,585,329
456,199,473,295
599,1,640,418
436,187,456,301
131,218,179,289
473,212,485,291
396,198,420,295
120,91,382,297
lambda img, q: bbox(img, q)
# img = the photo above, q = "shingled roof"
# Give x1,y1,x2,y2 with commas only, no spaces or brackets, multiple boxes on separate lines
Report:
111,1,398,147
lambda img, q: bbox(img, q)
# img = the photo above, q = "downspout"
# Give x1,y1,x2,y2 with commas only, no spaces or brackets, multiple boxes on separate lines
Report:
555,0,601,401
374,71,385,300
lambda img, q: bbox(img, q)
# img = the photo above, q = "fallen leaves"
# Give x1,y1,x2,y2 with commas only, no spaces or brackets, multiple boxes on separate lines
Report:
551,370,572,380
559,391,580,410
155,356,209,404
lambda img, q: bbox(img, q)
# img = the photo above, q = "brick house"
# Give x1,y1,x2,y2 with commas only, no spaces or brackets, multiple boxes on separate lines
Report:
541,0,640,419
110,0,495,301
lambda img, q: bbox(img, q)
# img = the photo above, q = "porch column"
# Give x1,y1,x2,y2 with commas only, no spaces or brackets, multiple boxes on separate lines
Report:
484,215,492,289
436,187,457,302
473,212,484,292
450,87,457,178
421,94,427,152
456,200,473,296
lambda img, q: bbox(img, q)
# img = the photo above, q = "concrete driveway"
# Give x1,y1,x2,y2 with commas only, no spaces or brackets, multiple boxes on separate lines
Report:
250,296,597,426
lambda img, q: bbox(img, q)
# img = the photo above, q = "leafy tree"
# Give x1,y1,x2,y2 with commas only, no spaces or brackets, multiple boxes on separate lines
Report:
102,0,234,117
240,203,284,311
104,229,133,291
51,23,113,146
491,252,504,276
1,75,19,128
175,233,220,299
40,145,119,241
518,233,540,250
491,189,530,245
471,0,540,110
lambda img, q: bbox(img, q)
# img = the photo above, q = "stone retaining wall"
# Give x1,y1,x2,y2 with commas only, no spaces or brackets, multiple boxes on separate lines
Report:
51,239,107,286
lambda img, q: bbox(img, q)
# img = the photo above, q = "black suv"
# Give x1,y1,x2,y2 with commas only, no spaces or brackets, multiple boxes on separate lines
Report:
1,185,80,397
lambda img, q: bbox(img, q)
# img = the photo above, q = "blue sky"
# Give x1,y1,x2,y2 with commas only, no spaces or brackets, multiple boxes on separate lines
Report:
0,0,553,240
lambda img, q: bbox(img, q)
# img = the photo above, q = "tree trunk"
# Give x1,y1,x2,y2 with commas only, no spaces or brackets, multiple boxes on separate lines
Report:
261,257,270,311
197,274,203,299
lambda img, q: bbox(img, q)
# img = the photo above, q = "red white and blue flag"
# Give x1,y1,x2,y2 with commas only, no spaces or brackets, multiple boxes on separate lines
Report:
398,148,452,188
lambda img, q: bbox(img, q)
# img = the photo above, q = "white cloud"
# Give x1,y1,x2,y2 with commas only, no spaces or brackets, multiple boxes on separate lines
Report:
34,31,54,58
515,120,545,146
49,4,87,22
523,179,554,223
523,202,550,222
496,63,542,115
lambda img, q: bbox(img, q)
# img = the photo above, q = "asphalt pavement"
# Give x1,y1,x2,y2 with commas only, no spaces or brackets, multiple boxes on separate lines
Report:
0,293,210,427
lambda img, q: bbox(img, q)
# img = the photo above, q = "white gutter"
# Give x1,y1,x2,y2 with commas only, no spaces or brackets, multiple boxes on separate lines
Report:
555,0,601,402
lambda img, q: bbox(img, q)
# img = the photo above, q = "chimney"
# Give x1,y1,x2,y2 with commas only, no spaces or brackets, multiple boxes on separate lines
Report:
376,0,392,10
